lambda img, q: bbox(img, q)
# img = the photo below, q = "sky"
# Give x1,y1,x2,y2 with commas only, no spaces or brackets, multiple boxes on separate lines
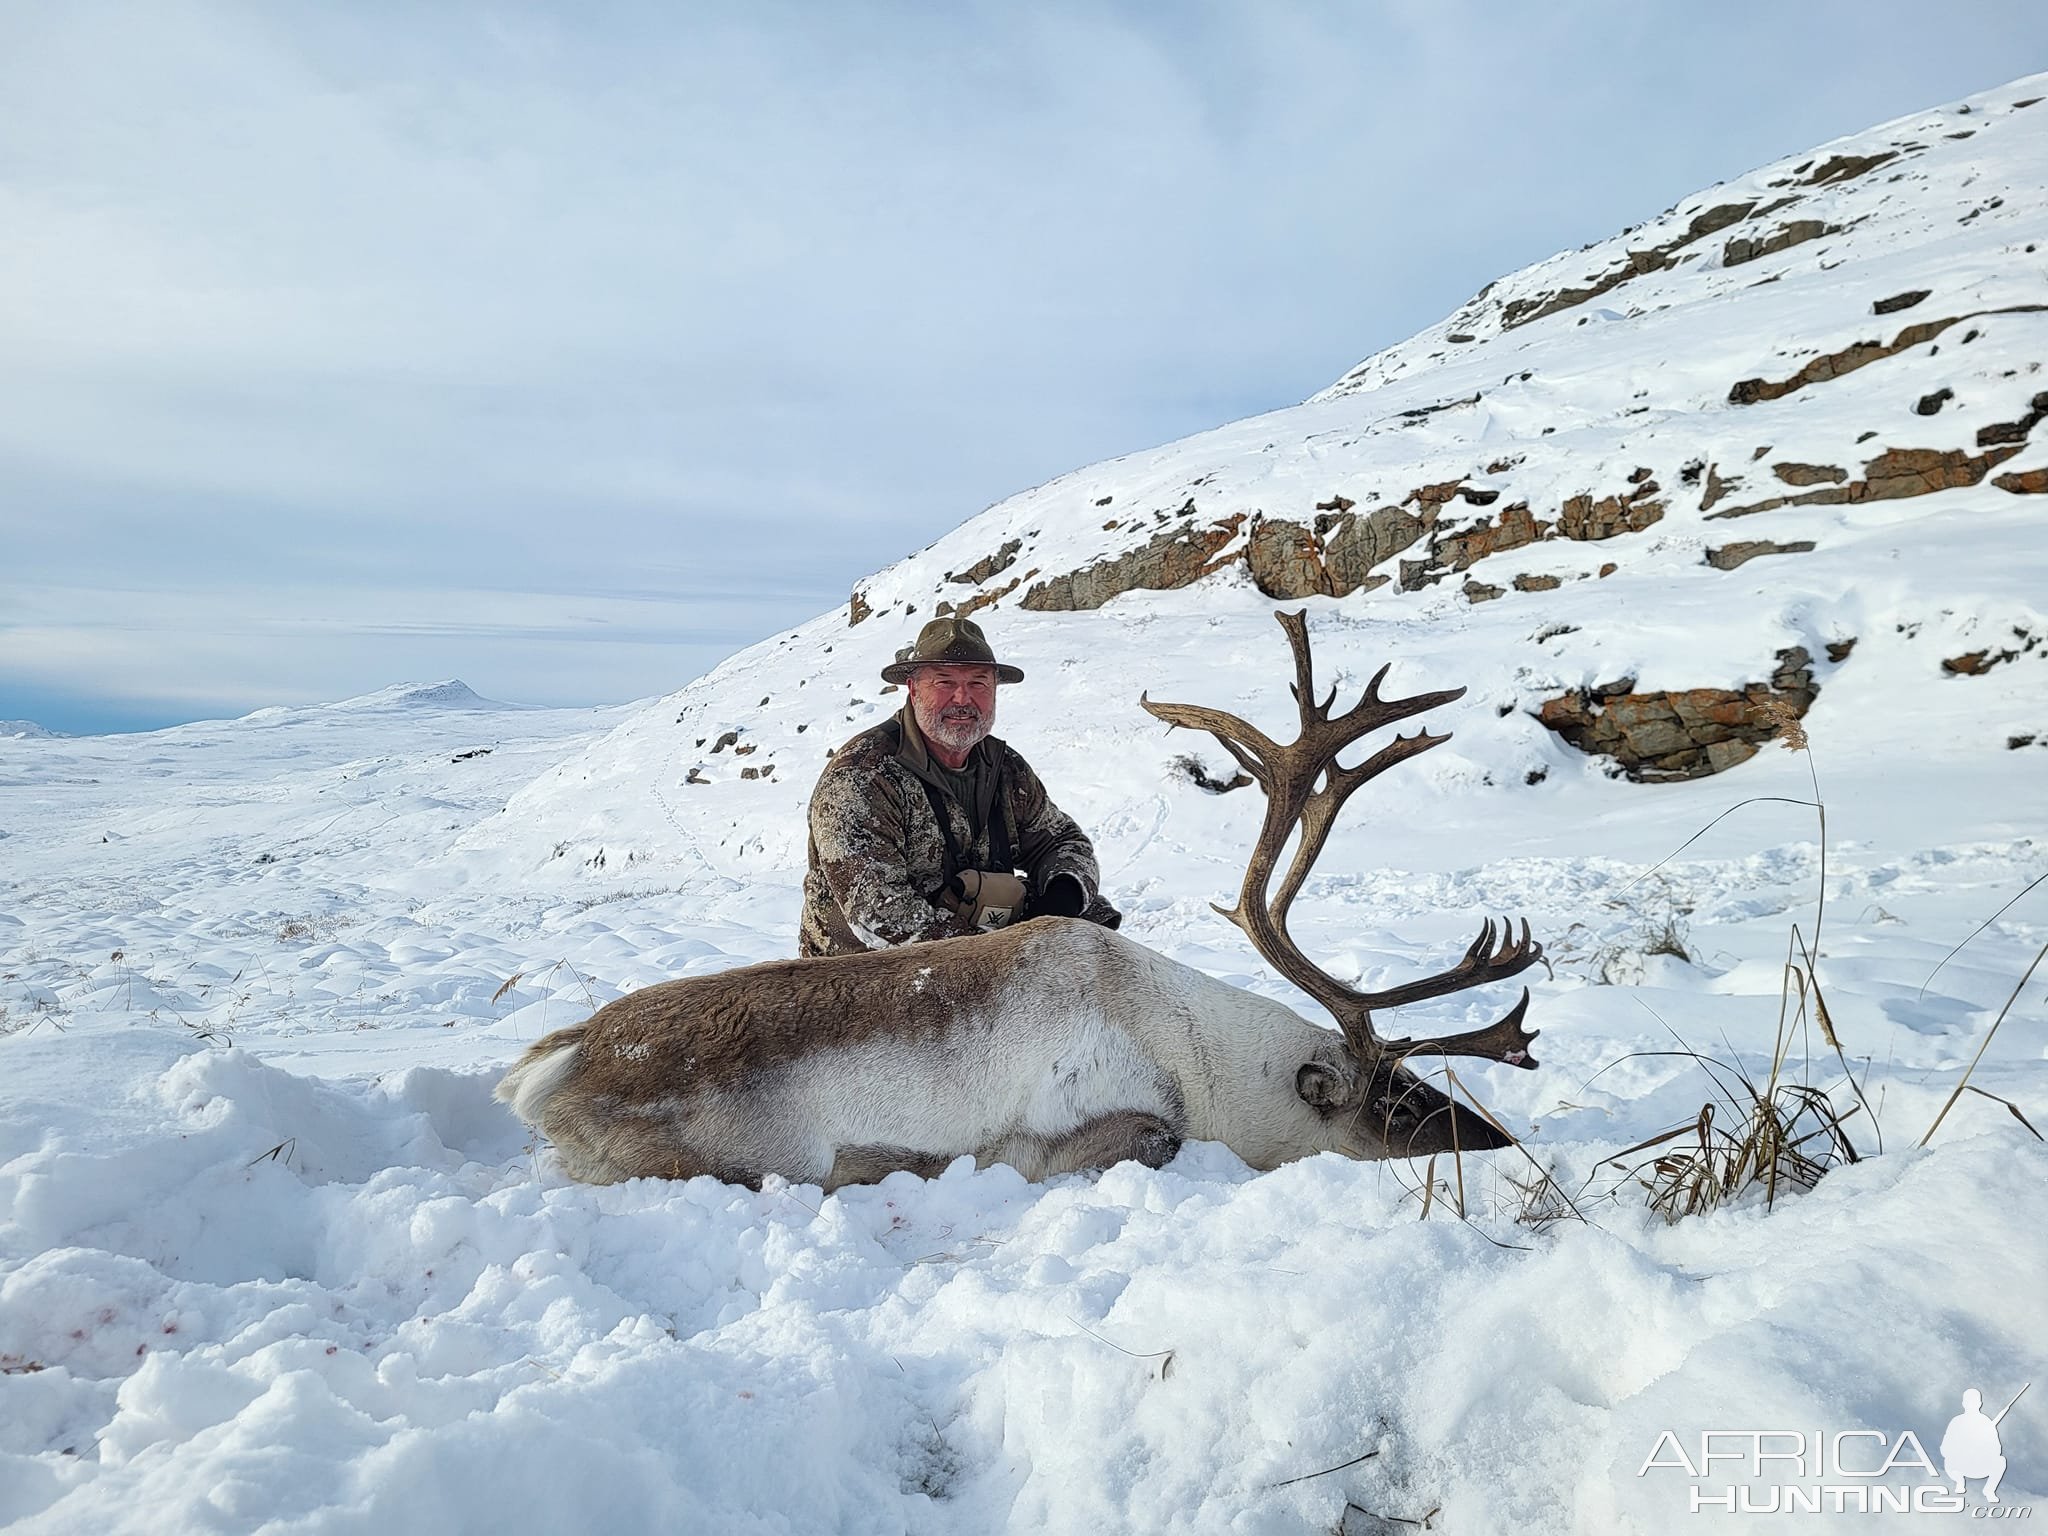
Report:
4,2,2046,735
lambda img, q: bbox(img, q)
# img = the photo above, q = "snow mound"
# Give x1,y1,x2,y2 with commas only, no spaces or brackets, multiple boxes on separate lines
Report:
0,721,63,740
3,1025,2042,1533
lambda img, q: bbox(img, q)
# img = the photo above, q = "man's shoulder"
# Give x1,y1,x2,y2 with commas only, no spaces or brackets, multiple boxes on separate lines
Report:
819,718,906,781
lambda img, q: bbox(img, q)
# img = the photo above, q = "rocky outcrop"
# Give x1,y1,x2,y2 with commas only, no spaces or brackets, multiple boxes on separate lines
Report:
1943,628,2042,675
1705,539,1817,571
1021,516,1243,611
1800,150,1900,185
947,539,1021,586
1706,443,2026,519
1556,471,1667,540
1535,648,1818,781
1728,304,2048,404
1723,219,1832,268
1978,391,2048,447
1502,201,1758,331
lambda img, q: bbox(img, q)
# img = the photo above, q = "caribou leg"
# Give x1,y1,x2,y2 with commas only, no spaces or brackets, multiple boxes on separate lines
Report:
1038,1110,1185,1176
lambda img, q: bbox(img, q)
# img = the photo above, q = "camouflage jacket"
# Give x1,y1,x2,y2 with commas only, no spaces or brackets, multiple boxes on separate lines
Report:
799,707,1117,957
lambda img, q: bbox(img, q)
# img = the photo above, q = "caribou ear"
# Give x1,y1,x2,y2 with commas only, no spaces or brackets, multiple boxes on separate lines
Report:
1295,1061,1352,1112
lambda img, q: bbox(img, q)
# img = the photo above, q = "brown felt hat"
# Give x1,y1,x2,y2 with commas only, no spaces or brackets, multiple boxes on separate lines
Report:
880,616,1025,685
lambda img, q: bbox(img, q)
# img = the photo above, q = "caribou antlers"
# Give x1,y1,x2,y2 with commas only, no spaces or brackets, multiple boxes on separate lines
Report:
1143,609,1543,1075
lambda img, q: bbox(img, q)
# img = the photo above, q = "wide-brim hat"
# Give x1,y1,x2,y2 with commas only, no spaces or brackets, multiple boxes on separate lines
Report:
880,616,1025,685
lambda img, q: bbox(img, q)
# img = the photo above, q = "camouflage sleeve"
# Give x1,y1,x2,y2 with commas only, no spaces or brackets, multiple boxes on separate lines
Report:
1006,750,1100,901
808,757,977,948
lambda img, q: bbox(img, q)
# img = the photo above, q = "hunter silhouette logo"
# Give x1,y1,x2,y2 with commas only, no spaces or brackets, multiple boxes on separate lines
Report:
1638,1381,2032,1515
1942,1384,2026,1505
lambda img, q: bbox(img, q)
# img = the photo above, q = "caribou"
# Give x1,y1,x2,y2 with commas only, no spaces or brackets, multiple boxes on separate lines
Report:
496,611,1543,1188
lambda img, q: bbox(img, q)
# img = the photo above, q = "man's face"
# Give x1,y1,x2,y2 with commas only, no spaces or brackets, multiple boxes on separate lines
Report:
908,664,999,755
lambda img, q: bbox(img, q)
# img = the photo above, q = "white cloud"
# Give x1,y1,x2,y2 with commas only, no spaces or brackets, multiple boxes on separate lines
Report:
4,0,2045,727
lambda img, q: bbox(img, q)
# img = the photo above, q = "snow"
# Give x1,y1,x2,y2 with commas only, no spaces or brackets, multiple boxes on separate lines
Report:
6,75,2048,1534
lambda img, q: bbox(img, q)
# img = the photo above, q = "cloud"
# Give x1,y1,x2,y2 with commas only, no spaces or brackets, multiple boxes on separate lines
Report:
4,0,2046,728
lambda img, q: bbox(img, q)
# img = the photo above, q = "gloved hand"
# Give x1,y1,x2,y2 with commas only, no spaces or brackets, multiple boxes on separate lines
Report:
1032,874,1088,920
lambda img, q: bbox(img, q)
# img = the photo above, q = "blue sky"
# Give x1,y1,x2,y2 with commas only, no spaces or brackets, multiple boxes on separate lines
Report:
4,1,2045,734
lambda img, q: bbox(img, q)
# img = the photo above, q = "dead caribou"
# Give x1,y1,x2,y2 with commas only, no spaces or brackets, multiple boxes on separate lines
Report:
496,610,1542,1187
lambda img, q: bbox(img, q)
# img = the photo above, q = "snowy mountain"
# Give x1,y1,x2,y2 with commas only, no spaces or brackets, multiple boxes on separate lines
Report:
3,76,2046,1536
462,73,2047,889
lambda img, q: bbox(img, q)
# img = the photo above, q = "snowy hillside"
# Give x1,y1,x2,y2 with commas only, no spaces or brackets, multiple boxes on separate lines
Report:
4,77,2047,1535
463,74,2048,886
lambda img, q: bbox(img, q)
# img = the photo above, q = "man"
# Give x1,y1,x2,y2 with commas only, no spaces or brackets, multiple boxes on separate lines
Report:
799,616,1121,957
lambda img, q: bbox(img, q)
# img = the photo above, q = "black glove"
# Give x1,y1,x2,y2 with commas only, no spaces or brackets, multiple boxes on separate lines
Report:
1032,874,1088,919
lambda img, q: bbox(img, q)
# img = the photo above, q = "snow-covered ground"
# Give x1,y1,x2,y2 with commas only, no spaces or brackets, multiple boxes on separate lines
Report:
6,76,2048,1536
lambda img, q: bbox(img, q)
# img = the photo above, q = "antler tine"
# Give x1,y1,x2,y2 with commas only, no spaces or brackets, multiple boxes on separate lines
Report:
1150,610,1542,1071
1380,989,1541,1070
1353,916,1544,1012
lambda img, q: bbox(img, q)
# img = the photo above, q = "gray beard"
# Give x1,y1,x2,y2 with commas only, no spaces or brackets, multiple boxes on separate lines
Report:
917,705,991,755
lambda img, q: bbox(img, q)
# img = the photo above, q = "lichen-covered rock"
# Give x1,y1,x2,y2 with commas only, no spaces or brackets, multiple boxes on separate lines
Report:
1244,517,1328,598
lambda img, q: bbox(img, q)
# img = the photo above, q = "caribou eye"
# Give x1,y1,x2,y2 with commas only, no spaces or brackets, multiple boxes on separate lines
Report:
1371,1094,1419,1132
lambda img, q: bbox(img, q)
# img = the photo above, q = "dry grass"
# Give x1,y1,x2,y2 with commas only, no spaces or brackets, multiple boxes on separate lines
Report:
1597,1035,1866,1223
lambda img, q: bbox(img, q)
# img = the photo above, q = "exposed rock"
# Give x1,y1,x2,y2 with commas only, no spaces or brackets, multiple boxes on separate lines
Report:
953,576,1021,619
1322,507,1423,593
1804,150,1900,185
1723,219,1832,268
1773,462,1846,486
1706,539,1817,570
1020,516,1243,611
1245,517,1328,598
1730,316,1961,404
848,589,872,627
946,538,1022,586
1728,304,2048,405
1513,573,1564,592
710,730,741,754
1944,630,2041,675
1434,503,1550,575
1502,201,1756,330
1873,288,1933,315
1994,466,2048,494
1916,387,1954,415
1535,648,1817,781
1707,442,2025,519
1700,463,1741,512
1977,391,2048,447
1556,483,1665,541
1825,638,1858,663
1864,444,2024,499
1463,579,1504,604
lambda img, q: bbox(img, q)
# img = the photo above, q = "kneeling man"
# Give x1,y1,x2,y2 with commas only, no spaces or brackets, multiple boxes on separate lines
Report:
800,617,1120,956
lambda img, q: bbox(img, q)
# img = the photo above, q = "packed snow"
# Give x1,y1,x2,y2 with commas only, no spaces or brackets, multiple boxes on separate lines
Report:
6,77,2048,1535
